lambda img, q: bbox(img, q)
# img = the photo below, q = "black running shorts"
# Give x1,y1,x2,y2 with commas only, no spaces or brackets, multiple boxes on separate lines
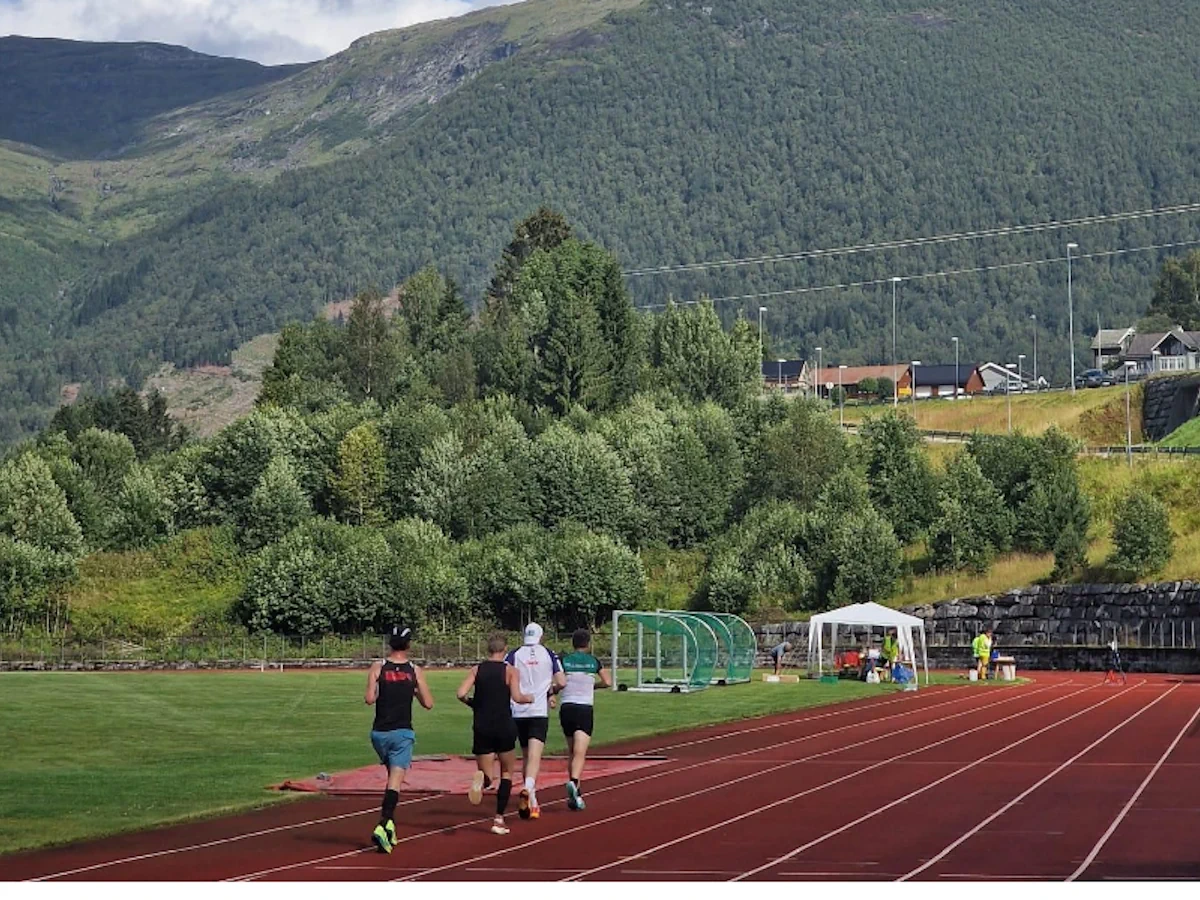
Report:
514,716,549,747
472,722,517,756
559,702,594,737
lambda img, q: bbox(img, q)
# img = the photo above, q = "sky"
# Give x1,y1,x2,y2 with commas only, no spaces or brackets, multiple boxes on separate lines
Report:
0,0,513,65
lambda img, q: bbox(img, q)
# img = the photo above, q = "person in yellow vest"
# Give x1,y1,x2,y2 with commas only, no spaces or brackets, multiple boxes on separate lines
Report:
881,630,900,682
971,628,993,680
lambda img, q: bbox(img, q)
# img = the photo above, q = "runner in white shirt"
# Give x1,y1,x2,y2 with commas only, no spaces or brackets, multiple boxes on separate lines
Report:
505,622,565,820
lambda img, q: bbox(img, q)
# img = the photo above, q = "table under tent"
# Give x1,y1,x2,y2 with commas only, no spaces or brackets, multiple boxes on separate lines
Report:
806,602,930,686
610,610,757,692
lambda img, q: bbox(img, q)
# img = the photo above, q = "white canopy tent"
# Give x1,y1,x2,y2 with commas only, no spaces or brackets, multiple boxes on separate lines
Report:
806,602,929,685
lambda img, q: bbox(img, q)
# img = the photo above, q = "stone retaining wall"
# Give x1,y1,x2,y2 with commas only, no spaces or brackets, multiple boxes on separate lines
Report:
754,581,1200,673
1142,373,1200,441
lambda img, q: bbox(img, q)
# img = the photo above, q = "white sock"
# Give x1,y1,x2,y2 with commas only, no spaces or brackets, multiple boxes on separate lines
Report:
524,776,536,797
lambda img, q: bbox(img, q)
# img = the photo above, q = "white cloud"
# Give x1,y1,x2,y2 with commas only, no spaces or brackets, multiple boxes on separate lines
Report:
0,0,514,64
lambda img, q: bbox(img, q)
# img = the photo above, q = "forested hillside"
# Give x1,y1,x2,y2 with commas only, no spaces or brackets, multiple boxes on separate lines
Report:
4,0,1200,442
0,38,307,158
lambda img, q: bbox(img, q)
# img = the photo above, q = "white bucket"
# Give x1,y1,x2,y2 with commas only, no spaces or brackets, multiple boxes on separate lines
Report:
1001,664,1016,681
968,669,978,682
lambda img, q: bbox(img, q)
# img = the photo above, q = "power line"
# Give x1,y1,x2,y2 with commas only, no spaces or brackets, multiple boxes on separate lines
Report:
622,202,1200,277
634,238,1200,310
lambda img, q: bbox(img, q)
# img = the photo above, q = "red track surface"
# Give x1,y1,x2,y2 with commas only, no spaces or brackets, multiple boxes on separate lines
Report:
6,672,1199,882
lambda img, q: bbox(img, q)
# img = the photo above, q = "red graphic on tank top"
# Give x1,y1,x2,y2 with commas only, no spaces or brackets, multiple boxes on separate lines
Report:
383,670,412,682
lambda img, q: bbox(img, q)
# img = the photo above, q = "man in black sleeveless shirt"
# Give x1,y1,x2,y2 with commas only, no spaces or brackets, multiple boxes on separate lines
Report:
365,626,433,854
457,633,532,835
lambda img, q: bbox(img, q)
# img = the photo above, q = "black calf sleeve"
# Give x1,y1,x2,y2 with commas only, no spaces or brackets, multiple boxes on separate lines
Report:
381,788,399,824
496,778,512,815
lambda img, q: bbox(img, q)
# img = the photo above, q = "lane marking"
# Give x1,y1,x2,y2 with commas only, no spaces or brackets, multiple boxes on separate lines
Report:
384,683,1072,883
566,683,1109,881
733,680,1153,881
895,682,1179,882
24,796,436,882
227,684,1022,881
1067,698,1200,881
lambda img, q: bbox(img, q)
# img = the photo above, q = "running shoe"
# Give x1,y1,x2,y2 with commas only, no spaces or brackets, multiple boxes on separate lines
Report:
491,818,510,835
372,823,393,854
566,780,580,810
528,796,540,820
468,770,485,806
385,820,397,845
518,788,531,819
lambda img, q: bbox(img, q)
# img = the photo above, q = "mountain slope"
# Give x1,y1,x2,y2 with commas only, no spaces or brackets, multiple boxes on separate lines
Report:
0,37,308,159
5,0,1200,441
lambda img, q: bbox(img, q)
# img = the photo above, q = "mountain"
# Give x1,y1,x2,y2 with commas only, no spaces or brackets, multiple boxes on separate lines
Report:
0,37,309,159
3,0,1200,442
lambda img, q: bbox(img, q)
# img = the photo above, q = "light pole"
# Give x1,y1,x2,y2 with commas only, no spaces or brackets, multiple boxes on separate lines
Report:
1030,314,1038,391
758,306,767,359
1067,242,1078,394
952,336,960,401
838,365,847,427
1018,354,1026,393
910,361,920,419
778,358,785,391
815,347,822,399
1125,361,1136,468
892,277,901,407
1006,363,1017,432
1152,349,1160,375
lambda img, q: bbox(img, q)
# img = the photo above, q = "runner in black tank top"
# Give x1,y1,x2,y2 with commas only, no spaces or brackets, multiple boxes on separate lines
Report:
365,627,432,854
457,633,533,835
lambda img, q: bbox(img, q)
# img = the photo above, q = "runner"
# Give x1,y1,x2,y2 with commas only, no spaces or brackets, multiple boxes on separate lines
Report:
364,626,433,854
506,622,566,820
559,628,611,811
457,633,533,835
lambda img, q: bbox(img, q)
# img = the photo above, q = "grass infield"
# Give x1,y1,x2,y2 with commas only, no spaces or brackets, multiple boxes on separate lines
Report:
0,667,1001,854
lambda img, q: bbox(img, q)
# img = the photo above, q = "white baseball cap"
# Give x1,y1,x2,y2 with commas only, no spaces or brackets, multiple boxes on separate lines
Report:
523,622,543,645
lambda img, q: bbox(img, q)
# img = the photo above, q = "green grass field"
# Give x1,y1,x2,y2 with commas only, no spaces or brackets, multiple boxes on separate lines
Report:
0,667,991,855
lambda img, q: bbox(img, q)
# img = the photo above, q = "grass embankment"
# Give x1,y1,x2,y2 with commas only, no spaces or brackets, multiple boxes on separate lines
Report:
0,668,989,854
842,385,1138,445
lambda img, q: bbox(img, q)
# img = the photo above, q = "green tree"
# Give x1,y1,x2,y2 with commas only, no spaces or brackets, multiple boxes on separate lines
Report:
0,452,83,556
859,410,938,542
240,455,311,551
529,423,635,540
108,467,174,551
1109,489,1173,578
332,422,387,526
72,427,137,498
1145,250,1200,329
486,207,573,308
344,288,406,403
929,452,1014,573
740,397,850,513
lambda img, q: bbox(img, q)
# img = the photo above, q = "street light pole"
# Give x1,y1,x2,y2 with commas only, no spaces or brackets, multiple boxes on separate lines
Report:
1067,242,1078,394
952,336,959,401
838,365,847,427
892,277,901,407
815,347,822,400
1125,361,1135,468
910,361,920,419
1018,354,1026,393
758,306,767,391
1006,363,1016,432
1031,314,1038,391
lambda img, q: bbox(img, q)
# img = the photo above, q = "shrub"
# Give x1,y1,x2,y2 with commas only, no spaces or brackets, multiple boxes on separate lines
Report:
1109,489,1173,579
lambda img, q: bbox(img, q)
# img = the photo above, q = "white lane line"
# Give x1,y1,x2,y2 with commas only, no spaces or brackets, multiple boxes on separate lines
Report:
226,683,1037,882
565,683,1107,881
1067,699,1200,882
386,683,1070,883
895,682,1179,882
733,680,1153,882
24,796,436,882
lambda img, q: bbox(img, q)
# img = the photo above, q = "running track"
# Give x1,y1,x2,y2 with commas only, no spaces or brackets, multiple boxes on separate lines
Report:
6,673,1199,882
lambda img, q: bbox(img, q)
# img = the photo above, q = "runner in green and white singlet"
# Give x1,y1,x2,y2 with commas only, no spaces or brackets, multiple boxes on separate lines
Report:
558,628,611,811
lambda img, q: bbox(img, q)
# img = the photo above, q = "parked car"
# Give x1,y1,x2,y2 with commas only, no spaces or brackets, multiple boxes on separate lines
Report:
1075,368,1115,388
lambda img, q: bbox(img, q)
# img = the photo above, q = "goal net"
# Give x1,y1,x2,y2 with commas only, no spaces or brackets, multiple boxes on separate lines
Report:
609,610,755,692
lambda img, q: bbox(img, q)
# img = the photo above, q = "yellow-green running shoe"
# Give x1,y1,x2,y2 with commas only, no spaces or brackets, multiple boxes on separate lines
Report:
372,823,394,854
385,820,397,845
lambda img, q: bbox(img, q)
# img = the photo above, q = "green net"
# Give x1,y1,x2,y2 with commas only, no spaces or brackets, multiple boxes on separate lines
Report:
613,611,719,692
704,612,757,684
